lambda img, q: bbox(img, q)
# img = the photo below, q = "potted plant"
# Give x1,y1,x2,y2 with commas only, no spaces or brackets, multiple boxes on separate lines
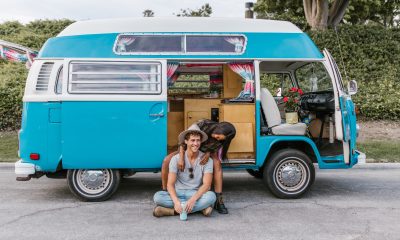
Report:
283,87,303,124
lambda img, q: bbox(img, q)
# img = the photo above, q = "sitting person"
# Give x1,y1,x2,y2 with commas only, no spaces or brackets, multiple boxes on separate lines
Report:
161,119,236,214
153,124,216,218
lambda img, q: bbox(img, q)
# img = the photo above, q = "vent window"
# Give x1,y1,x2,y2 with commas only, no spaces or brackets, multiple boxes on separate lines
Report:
36,62,54,91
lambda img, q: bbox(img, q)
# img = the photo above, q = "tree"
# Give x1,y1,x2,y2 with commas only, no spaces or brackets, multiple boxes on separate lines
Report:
254,0,307,29
255,0,350,30
303,0,349,30
143,9,155,17
175,3,212,17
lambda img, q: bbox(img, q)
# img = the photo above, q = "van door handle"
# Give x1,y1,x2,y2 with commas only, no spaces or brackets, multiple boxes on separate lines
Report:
149,113,165,117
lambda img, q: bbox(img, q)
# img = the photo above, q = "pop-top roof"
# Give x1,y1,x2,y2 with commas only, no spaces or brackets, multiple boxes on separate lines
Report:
58,17,303,37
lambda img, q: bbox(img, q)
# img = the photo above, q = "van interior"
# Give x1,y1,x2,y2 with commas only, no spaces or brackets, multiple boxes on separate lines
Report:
167,60,343,164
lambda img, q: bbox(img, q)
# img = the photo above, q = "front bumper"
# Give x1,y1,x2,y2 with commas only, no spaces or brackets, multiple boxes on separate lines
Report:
15,160,36,181
355,150,366,164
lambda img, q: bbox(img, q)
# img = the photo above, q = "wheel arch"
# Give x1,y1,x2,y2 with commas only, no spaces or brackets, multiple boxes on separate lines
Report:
259,138,322,169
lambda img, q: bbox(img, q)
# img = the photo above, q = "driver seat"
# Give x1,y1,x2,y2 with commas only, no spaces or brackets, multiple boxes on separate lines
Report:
260,88,307,135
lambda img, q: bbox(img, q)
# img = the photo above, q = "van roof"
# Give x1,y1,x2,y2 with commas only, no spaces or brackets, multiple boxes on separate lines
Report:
58,17,303,37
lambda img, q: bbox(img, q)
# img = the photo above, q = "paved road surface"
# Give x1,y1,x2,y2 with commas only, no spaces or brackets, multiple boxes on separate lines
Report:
0,163,399,240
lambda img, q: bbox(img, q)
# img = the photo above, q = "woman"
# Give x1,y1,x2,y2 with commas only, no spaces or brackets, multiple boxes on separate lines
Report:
161,119,236,214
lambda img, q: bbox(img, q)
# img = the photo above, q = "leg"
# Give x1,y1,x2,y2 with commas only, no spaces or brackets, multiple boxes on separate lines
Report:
211,153,223,193
161,151,178,190
191,191,217,213
211,153,228,214
153,191,174,208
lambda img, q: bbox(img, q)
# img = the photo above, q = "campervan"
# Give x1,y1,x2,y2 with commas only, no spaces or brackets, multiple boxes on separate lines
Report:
15,18,365,201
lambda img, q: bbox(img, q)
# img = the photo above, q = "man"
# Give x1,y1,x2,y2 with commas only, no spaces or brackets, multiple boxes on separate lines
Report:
153,124,216,218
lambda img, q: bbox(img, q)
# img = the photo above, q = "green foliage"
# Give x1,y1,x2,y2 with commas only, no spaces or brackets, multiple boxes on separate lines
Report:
175,4,212,17
0,131,18,162
0,62,28,130
254,0,400,29
0,19,74,50
358,140,400,162
308,25,400,120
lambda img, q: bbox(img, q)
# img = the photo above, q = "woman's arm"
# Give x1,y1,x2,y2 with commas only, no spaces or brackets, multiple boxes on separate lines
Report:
177,145,185,171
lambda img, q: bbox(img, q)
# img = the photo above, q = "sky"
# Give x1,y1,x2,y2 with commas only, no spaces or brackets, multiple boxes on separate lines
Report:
0,0,255,23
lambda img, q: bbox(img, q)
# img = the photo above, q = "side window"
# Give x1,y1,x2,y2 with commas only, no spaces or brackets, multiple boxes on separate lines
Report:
68,62,162,94
55,67,63,94
295,62,332,93
260,73,293,97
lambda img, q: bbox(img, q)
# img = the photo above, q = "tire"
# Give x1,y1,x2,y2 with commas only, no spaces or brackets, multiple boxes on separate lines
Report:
246,169,263,179
67,169,120,202
263,149,315,199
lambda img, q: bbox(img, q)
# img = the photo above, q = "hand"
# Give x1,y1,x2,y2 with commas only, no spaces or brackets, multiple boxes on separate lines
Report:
185,198,196,213
177,158,185,172
174,201,183,214
200,152,210,165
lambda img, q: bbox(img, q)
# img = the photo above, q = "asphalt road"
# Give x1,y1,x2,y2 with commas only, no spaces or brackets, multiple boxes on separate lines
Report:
1,163,400,240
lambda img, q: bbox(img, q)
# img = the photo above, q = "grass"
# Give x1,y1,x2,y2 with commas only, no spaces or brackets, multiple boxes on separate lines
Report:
357,141,400,163
0,131,399,163
0,131,18,162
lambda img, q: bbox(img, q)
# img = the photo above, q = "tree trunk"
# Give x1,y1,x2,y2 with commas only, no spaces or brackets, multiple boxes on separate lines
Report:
328,0,349,27
303,0,329,30
303,0,349,30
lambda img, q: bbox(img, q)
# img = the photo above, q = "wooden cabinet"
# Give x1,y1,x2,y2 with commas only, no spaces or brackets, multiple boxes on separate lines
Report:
168,112,184,147
223,65,243,98
219,103,255,159
184,99,221,129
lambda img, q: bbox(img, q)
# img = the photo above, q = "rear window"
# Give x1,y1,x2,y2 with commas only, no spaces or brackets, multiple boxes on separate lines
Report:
68,62,162,94
114,34,246,54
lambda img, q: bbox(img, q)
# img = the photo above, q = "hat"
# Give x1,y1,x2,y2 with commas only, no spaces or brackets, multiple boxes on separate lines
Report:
178,123,208,144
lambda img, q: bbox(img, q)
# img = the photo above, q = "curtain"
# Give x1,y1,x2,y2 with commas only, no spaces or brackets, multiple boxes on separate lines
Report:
224,37,245,53
167,62,180,87
228,62,255,99
116,36,135,52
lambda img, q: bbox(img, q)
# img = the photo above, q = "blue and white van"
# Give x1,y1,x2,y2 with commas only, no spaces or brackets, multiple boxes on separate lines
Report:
15,18,365,201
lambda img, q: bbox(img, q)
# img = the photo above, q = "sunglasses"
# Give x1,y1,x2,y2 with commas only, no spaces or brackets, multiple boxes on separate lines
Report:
188,168,194,179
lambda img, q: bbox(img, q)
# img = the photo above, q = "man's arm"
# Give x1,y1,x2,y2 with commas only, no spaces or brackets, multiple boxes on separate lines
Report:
167,172,183,214
185,172,213,213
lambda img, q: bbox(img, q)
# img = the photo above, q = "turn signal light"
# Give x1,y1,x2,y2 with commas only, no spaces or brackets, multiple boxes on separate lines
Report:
30,153,40,160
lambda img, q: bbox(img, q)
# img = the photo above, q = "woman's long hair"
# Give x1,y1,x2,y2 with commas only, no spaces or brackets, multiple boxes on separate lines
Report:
213,122,236,161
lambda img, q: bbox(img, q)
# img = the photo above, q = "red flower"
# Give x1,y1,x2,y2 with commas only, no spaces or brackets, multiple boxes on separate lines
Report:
290,87,298,92
283,96,289,103
298,89,303,95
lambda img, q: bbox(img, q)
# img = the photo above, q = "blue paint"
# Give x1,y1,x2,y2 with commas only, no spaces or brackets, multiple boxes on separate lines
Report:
61,101,167,169
19,101,167,171
339,96,358,166
38,32,323,59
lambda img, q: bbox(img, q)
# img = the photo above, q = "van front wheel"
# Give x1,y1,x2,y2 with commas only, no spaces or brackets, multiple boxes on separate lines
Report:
263,149,315,199
67,169,120,201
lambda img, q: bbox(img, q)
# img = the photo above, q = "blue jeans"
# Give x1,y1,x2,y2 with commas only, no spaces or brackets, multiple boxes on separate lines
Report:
154,190,216,213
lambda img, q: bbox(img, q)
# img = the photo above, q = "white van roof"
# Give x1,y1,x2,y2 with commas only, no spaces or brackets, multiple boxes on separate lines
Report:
58,17,303,37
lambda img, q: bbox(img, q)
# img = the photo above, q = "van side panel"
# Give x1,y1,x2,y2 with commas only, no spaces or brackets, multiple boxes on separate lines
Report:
19,102,61,172
61,101,167,169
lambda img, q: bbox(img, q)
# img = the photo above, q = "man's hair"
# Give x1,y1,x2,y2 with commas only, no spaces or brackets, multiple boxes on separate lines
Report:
184,131,202,141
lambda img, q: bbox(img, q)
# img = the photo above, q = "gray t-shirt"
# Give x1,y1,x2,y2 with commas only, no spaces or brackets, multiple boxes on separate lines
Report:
169,151,213,190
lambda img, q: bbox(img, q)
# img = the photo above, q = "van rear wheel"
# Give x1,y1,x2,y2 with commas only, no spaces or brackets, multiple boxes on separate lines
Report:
263,149,315,199
67,169,120,201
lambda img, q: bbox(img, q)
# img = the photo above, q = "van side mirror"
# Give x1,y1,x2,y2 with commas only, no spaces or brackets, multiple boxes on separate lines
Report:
347,80,358,95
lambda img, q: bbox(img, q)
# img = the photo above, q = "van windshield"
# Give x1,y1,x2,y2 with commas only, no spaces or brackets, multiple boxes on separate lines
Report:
295,62,332,93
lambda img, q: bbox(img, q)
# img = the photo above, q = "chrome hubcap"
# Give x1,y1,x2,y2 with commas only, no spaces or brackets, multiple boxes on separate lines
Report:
275,159,308,192
76,169,111,194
